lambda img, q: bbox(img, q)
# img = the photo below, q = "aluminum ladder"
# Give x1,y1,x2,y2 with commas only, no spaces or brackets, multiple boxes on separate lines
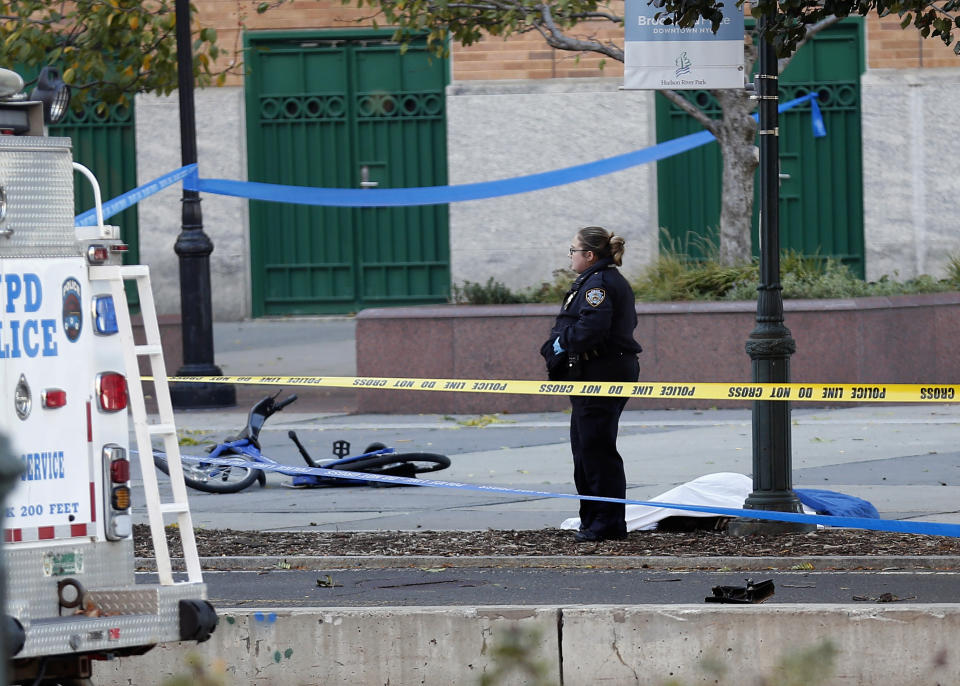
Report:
89,264,202,586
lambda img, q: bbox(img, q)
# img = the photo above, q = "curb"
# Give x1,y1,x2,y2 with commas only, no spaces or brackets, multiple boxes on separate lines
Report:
94,603,960,686
135,554,960,572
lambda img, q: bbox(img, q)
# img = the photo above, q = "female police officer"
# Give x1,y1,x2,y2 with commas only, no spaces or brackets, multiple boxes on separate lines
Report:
540,226,642,542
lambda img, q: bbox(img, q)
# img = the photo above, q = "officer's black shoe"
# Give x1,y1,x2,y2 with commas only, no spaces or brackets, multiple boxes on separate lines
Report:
574,529,627,543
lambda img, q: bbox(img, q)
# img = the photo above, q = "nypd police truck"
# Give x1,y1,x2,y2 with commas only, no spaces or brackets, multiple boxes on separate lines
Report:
0,68,216,684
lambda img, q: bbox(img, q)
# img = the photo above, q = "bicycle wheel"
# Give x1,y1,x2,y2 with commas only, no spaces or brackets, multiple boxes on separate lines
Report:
338,452,451,475
153,450,259,494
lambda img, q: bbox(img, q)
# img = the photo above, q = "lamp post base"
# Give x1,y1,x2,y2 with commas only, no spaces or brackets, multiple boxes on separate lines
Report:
728,492,815,536
728,517,816,537
170,363,236,409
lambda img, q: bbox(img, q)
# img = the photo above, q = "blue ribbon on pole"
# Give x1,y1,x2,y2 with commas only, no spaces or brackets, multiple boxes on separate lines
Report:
809,97,827,138
76,93,824,220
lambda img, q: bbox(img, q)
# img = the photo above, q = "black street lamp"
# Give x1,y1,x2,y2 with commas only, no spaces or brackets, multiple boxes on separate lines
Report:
169,0,235,409
728,13,813,536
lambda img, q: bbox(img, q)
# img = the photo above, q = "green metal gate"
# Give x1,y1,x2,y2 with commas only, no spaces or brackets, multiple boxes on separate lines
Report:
244,30,450,315
655,20,865,276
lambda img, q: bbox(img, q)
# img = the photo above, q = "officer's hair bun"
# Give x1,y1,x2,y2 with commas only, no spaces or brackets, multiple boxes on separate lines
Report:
608,234,626,266
577,226,626,266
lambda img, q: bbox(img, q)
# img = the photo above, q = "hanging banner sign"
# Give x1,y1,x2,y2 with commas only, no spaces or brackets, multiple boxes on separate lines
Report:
623,0,745,90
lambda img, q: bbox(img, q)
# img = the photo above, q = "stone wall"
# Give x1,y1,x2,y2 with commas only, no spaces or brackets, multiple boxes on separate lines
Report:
355,292,960,413
135,87,249,321
861,68,960,282
446,79,658,293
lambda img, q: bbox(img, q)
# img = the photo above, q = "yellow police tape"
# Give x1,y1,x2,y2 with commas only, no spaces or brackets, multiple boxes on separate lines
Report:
152,375,960,403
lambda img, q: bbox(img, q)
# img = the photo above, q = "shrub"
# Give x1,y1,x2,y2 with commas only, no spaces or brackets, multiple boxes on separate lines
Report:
451,277,525,304
946,253,960,287
450,251,960,305
521,268,577,303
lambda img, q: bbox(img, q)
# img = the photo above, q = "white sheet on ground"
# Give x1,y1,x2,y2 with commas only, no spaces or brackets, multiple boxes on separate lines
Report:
559,472,815,532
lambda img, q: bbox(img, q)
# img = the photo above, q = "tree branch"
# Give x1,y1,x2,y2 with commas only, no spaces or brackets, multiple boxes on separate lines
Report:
778,15,841,72
566,11,624,22
658,89,720,134
535,4,624,60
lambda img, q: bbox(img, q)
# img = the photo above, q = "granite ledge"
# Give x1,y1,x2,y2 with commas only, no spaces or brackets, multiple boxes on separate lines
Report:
355,292,960,321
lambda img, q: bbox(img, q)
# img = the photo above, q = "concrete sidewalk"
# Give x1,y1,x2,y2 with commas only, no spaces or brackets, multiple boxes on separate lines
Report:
139,318,960,532
209,318,358,414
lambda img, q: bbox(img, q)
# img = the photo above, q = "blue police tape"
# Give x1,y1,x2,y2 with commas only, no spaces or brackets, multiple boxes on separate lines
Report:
185,129,714,207
75,164,198,227
186,93,820,207
76,93,821,220
168,449,960,538
810,97,827,138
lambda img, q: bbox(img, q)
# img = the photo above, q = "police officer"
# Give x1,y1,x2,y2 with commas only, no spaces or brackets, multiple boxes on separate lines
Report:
540,226,642,542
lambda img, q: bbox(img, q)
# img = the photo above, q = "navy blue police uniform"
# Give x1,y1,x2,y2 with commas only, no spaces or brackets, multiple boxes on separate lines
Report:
541,257,642,540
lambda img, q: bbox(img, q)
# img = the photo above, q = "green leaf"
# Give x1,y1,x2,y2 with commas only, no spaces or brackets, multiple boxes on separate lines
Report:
900,13,912,28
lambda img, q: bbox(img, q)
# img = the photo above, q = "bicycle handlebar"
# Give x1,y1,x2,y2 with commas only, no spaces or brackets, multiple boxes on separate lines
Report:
275,394,298,411
240,393,298,443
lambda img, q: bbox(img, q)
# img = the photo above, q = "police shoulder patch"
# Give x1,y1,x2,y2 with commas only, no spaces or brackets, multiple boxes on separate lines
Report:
585,288,606,307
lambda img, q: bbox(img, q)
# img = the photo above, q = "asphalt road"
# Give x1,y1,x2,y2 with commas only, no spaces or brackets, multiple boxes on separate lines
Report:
139,568,960,607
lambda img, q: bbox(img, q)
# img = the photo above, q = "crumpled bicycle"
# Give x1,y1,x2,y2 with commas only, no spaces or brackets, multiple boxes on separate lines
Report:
152,392,450,494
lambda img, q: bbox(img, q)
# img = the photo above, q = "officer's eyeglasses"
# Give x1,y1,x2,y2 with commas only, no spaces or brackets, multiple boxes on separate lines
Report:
569,247,590,256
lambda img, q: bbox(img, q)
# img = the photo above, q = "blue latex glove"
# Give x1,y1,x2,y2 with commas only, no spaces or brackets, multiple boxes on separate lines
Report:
552,337,564,355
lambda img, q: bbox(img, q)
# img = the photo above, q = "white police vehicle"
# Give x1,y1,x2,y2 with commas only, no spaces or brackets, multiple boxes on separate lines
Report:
0,68,216,685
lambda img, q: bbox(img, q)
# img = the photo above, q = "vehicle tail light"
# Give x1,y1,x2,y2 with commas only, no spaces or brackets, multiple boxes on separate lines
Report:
111,486,131,510
96,372,127,412
103,444,131,540
42,388,66,409
92,295,118,335
110,458,130,483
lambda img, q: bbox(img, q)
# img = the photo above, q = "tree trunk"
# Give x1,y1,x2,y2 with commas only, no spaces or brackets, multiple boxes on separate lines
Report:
714,88,759,265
